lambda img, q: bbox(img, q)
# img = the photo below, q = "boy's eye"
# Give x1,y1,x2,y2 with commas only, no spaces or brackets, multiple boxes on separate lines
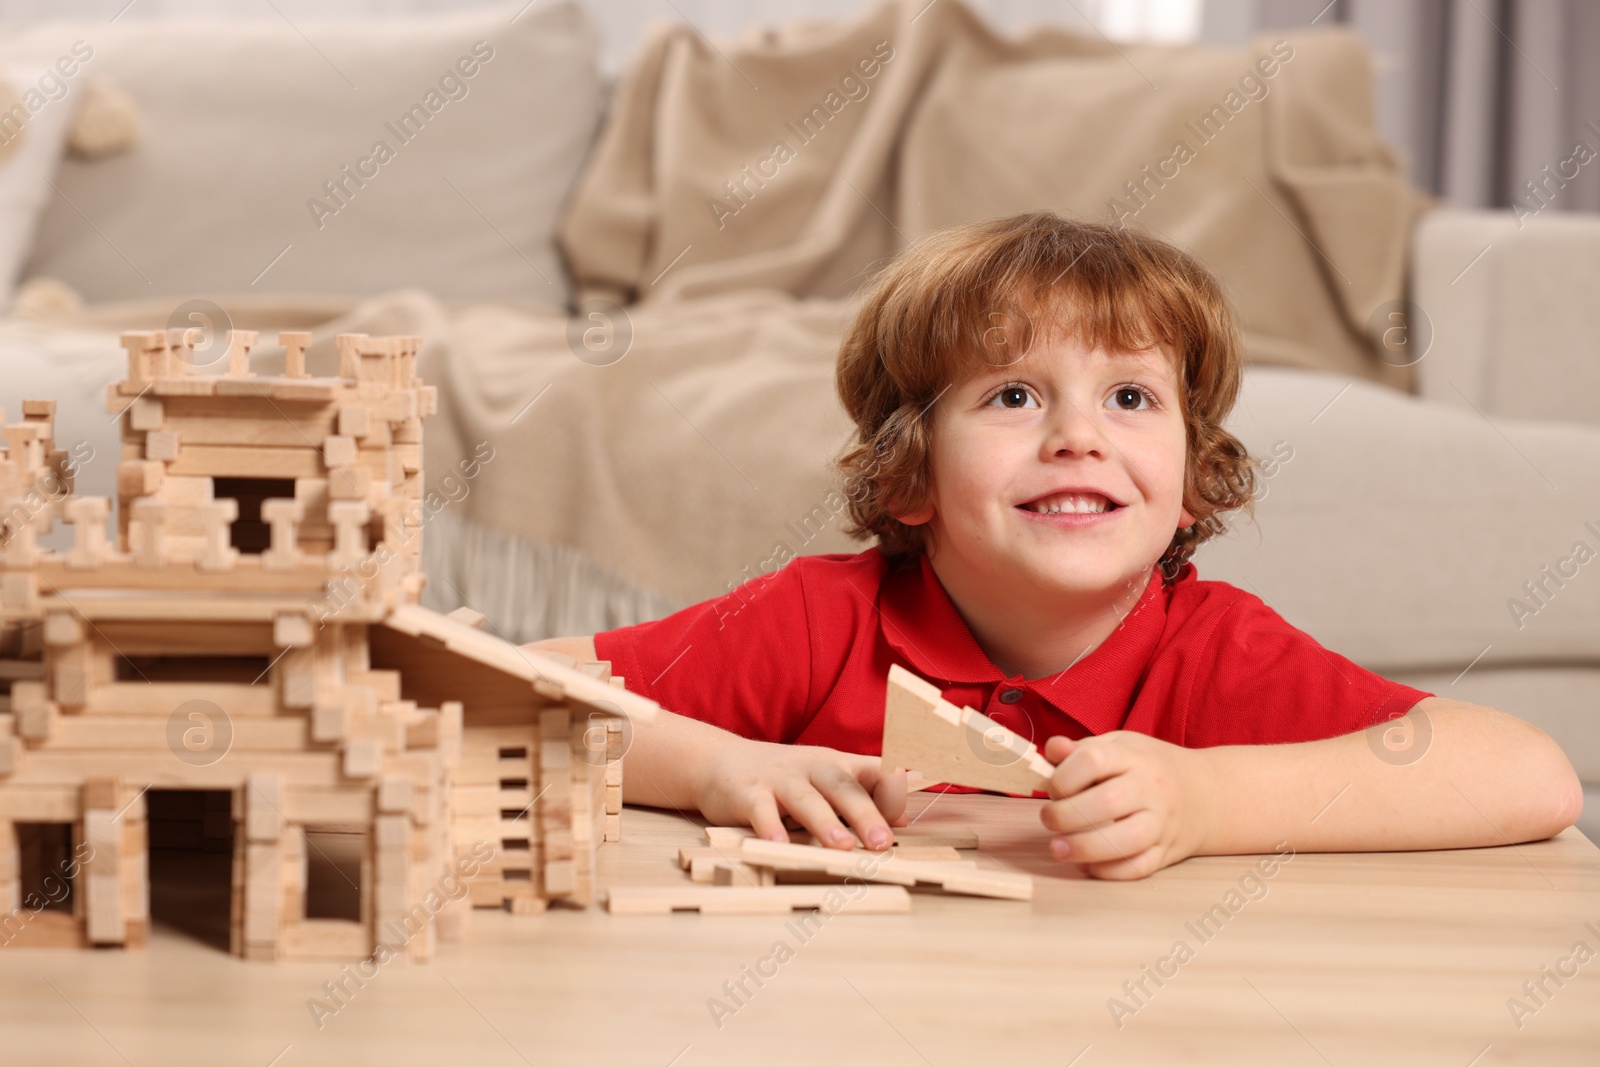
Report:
1108,386,1153,411
988,386,1037,409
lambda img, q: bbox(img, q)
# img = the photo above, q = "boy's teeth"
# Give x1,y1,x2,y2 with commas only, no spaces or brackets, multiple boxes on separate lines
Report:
1030,493,1111,515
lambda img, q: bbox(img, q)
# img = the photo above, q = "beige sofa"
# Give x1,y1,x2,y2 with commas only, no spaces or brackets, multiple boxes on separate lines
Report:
1194,210,1600,837
2,3,1596,836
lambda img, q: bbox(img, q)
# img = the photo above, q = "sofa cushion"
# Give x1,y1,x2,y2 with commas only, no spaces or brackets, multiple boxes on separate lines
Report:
4,2,599,306
0,58,80,311
1413,208,1600,427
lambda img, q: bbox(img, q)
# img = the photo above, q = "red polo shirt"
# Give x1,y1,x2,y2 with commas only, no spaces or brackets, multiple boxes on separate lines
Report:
593,548,1433,792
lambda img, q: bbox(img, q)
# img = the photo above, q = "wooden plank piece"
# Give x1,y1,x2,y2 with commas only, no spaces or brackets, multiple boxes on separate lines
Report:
703,825,979,850
739,838,1032,901
606,884,911,916
880,664,1054,795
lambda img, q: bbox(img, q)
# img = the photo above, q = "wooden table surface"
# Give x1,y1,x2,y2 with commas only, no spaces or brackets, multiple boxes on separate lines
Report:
2,792,1598,1066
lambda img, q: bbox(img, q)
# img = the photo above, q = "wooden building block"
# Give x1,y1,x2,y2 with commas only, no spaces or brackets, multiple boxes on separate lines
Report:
543,860,574,896
83,808,125,944
377,776,412,814
322,435,358,470
444,607,485,630
246,774,283,843
128,497,170,568
279,648,315,708
145,430,180,462
438,702,462,768
881,664,1053,796
128,397,164,432
375,813,409,851
116,459,164,497
886,845,963,862
711,861,776,887
308,699,351,742
739,838,1032,901
702,825,979,851
260,498,304,571
13,682,52,741
42,612,84,646
327,465,371,501
540,736,571,773
343,738,381,779
273,613,313,648
2,573,39,611
279,331,312,378
338,405,369,438
224,329,259,377
606,884,912,916
327,500,370,564
83,776,119,811
197,498,240,573
242,841,282,947
603,812,620,842
64,497,110,570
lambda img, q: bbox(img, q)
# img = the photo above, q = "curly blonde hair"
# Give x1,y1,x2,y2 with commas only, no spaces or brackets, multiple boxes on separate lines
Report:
833,211,1259,581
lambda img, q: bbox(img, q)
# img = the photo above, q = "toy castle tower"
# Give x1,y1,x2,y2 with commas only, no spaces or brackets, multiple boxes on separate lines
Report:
0,329,653,961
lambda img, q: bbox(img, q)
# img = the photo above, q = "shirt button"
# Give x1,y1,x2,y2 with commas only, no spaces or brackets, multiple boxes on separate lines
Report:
998,688,1025,704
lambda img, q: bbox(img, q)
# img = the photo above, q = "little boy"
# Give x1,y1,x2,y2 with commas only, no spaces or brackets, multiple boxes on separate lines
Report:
528,212,1581,880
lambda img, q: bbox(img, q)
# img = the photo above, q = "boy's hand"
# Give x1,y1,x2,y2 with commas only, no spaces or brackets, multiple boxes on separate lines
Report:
696,738,910,851
1039,731,1213,880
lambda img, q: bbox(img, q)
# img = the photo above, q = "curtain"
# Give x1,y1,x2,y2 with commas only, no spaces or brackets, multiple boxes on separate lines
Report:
1253,0,1600,213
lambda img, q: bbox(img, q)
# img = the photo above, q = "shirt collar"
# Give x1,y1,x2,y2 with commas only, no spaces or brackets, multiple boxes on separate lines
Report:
877,552,1183,736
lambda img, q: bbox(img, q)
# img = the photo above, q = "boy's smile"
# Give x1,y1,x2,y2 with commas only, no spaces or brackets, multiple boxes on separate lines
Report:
894,328,1195,678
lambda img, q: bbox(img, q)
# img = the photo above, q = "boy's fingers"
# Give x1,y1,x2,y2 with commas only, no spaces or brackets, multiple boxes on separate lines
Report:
866,766,908,829
774,781,856,850
745,793,791,843
1049,736,1132,799
1048,809,1158,865
1043,735,1077,764
816,770,896,850
1039,774,1140,834
1079,842,1164,881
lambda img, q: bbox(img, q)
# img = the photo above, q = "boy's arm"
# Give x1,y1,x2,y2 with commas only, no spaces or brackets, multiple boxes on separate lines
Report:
521,637,907,848
1041,697,1583,880
1194,697,1583,854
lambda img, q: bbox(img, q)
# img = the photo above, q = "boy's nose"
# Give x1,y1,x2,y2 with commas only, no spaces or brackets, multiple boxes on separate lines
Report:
1042,397,1108,457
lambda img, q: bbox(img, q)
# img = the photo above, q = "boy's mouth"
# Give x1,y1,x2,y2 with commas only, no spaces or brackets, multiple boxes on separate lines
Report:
1017,489,1124,515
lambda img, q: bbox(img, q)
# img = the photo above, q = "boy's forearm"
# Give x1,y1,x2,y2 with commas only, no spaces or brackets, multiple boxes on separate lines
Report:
616,706,739,813
1193,698,1583,856
521,637,746,815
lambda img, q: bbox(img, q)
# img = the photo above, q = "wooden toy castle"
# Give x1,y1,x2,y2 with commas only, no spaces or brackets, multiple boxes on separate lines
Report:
0,328,657,961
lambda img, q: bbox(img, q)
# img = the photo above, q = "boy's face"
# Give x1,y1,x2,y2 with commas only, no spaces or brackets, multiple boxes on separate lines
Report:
901,327,1195,603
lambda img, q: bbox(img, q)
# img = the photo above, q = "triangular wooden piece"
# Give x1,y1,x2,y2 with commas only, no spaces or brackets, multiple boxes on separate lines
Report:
881,663,1054,795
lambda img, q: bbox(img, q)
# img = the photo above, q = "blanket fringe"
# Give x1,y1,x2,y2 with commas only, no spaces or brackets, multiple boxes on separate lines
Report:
420,510,684,644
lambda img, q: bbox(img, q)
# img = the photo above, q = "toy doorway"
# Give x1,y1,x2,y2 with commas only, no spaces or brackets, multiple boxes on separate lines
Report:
146,788,234,950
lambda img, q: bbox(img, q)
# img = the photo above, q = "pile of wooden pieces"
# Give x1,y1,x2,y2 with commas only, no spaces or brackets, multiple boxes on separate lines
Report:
605,664,1052,916
606,824,1031,915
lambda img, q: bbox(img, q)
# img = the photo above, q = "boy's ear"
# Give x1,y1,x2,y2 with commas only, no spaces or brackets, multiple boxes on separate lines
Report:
894,502,935,526
892,491,935,526
1179,505,1197,530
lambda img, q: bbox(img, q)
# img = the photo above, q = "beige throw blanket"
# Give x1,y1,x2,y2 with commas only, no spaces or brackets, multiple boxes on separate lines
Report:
563,0,1428,383
18,0,1430,638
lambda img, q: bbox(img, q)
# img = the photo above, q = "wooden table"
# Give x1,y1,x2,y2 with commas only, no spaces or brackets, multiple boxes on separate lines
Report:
2,793,1598,1065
